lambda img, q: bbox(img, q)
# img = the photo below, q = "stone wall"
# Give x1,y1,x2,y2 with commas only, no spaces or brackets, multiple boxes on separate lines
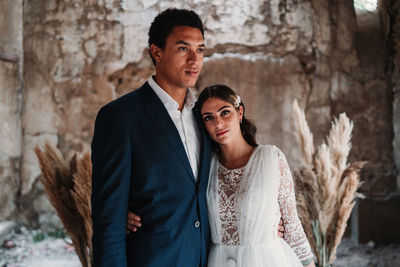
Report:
198,0,396,196
0,0,23,220
0,0,398,242
19,0,133,226
380,0,400,190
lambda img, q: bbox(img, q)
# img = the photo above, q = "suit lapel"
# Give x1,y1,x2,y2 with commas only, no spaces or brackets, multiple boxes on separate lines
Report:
141,83,196,184
193,103,211,187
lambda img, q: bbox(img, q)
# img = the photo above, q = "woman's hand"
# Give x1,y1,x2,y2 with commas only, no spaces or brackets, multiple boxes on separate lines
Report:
126,212,142,233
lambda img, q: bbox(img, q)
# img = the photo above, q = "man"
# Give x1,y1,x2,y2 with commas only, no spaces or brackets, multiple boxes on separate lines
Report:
92,8,284,267
91,9,210,267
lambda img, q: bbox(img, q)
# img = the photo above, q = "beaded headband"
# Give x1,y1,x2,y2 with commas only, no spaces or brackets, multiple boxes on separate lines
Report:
233,94,241,108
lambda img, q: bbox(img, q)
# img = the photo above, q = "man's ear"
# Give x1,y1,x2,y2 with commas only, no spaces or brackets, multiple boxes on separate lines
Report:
150,44,162,63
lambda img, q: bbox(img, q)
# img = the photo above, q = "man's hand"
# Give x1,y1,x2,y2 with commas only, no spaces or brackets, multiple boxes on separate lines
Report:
278,218,284,238
126,212,142,233
127,213,284,236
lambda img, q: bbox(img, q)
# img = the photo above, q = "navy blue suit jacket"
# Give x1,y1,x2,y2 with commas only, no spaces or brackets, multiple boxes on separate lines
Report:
91,82,211,267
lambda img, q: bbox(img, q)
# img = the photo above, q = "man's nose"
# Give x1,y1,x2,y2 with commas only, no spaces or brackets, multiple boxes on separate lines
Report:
187,50,198,64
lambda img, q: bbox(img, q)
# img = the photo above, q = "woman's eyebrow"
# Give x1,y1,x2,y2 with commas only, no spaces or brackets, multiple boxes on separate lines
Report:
201,106,231,116
217,106,230,112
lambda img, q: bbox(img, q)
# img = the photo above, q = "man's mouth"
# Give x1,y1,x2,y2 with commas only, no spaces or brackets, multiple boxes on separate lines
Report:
216,130,229,137
185,70,199,75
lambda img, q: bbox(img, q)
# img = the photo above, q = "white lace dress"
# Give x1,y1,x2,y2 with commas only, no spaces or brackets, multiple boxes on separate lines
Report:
207,145,313,267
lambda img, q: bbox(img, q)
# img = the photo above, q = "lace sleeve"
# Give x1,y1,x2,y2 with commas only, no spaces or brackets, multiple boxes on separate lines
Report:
277,149,314,265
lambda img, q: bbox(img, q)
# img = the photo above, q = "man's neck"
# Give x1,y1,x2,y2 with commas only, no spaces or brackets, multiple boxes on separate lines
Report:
153,76,187,111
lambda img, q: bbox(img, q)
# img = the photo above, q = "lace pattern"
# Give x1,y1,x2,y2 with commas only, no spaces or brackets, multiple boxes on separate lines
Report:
277,150,313,264
217,164,244,245
214,146,313,264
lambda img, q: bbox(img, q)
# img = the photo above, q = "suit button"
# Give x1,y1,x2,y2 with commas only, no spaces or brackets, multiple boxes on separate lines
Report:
194,220,200,228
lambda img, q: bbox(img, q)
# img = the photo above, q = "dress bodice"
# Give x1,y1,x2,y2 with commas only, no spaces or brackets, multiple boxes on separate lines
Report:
207,145,313,265
217,164,245,245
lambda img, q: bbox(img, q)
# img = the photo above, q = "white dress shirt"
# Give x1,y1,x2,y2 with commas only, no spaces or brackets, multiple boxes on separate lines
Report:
148,76,201,181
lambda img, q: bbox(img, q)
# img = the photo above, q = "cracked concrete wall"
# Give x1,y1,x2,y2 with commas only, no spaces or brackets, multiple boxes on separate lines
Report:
199,0,396,196
380,0,400,190
0,0,23,220
0,0,396,230
19,0,139,227
392,2,400,191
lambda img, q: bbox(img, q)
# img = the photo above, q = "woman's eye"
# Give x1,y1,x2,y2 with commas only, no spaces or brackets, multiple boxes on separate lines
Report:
221,110,230,116
203,115,212,121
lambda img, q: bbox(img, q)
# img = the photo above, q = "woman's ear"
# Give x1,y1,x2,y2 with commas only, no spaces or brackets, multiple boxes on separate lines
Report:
150,44,162,63
239,106,244,120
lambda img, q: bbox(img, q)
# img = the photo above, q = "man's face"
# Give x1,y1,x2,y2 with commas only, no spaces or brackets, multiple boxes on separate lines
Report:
151,26,205,91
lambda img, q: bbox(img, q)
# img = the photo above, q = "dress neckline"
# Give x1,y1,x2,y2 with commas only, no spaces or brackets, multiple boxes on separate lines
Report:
217,145,260,171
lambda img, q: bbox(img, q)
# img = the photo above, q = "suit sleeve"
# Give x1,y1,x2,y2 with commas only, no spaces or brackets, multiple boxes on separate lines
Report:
91,105,132,267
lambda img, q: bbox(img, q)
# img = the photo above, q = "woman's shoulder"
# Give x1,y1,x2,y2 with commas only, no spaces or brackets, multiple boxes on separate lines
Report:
257,144,282,154
257,145,288,161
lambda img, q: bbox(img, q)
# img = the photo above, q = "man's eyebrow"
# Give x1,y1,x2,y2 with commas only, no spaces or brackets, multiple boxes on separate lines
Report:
176,40,189,45
175,40,205,47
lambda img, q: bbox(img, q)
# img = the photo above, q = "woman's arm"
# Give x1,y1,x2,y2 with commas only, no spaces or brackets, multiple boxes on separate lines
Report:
276,148,315,266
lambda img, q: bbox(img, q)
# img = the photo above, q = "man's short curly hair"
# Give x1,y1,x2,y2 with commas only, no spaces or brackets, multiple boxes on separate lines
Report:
148,8,204,65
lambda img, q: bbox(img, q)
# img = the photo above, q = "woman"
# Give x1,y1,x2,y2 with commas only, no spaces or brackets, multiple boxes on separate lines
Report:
197,85,315,267
128,85,315,266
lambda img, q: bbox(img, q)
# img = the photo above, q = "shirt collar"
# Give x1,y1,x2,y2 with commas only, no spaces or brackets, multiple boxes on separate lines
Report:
148,76,197,112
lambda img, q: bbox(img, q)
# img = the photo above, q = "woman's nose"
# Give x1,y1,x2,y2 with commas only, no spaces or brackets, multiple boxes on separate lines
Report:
214,116,223,128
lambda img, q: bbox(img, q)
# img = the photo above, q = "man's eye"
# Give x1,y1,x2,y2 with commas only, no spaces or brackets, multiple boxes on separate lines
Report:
197,48,205,53
203,115,212,121
179,47,188,52
221,110,230,116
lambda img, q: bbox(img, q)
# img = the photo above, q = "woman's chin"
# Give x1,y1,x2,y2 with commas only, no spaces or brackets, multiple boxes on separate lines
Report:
213,137,230,146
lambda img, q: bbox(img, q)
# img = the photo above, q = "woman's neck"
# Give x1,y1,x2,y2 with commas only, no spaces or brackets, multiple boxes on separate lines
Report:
218,137,255,169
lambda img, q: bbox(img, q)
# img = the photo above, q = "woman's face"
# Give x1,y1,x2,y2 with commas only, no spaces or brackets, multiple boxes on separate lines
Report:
200,97,243,145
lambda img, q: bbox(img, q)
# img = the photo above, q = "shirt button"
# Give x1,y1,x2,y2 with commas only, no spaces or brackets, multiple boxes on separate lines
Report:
194,220,200,228
227,257,236,267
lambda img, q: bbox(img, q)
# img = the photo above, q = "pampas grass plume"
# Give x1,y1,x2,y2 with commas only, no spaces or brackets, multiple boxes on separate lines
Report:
291,100,364,267
35,143,92,267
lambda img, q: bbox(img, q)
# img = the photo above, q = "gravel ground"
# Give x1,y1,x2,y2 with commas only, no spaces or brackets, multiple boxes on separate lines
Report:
0,228,399,267
334,238,400,267
0,228,80,267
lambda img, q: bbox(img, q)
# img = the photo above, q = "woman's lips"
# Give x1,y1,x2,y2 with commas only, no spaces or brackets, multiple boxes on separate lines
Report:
216,130,229,137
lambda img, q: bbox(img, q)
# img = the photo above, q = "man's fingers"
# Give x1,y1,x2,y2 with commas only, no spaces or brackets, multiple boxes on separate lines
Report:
128,219,142,227
127,225,137,232
278,218,285,238
128,212,141,221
